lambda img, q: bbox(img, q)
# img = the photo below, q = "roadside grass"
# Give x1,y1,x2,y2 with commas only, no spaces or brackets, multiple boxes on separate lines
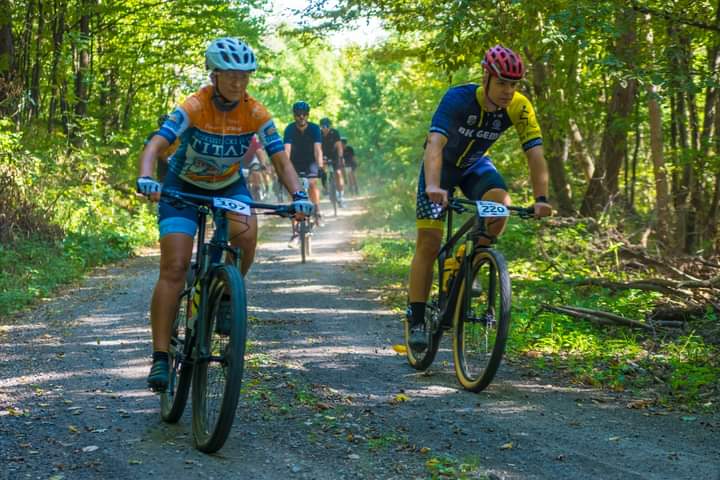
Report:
0,207,156,319
357,195,719,411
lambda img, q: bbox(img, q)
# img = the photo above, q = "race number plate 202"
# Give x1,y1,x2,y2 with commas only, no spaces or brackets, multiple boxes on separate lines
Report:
475,201,509,218
213,197,251,216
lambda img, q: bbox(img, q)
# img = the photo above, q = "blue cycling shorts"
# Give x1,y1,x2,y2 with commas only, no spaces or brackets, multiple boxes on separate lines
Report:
415,161,508,230
158,170,253,239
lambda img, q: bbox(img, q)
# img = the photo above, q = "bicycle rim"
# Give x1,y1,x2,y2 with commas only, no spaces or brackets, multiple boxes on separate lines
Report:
192,266,247,453
452,249,511,392
160,286,193,422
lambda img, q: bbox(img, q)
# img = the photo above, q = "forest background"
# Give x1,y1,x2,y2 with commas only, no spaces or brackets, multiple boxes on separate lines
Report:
0,0,718,409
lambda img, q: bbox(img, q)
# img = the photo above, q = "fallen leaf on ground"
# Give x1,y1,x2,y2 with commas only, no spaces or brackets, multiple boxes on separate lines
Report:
391,344,407,354
68,425,79,433
82,445,99,453
626,399,653,409
391,393,409,404
500,442,513,450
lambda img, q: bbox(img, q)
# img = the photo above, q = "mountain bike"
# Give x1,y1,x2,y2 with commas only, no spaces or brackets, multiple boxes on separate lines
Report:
296,176,314,263
159,189,294,453
404,198,534,392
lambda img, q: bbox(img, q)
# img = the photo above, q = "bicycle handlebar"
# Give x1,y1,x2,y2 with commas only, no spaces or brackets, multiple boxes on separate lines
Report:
449,197,536,218
161,189,295,218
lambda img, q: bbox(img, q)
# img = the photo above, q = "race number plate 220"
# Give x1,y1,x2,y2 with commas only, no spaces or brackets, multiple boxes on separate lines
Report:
475,201,509,218
213,197,251,216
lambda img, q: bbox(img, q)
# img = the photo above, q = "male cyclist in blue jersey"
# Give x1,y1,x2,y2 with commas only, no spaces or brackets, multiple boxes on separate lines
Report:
284,101,324,244
406,45,553,351
136,38,313,391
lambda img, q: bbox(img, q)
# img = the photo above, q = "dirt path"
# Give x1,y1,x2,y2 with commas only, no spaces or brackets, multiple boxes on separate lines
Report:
1,197,718,480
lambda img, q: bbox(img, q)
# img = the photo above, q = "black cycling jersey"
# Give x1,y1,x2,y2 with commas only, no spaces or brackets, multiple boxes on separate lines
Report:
344,145,356,169
321,127,342,165
284,122,322,174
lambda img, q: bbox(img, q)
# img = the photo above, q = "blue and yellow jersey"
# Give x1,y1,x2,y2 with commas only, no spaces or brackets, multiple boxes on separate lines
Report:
429,84,543,175
155,85,284,190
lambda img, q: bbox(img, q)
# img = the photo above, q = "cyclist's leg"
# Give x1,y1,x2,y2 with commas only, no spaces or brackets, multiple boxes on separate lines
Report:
459,167,510,246
151,233,194,353
152,182,197,388
306,165,321,217
223,181,258,275
407,163,459,348
335,159,346,204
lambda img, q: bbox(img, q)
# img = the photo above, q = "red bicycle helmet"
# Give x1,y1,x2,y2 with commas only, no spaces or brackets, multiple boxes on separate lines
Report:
482,45,524,81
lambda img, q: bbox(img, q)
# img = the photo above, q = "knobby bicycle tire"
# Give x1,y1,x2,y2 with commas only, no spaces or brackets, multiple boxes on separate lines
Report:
191,265,248,453
452,248,511,392
299,220,310,263
404,302,443,371
160,282,194,423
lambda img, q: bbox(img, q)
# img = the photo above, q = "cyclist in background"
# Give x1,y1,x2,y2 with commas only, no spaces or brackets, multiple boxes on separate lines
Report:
406,45,552,351
284,101,324,245
136,38,313,391
243,134,270,200
341,137,359,196
319,117,346,207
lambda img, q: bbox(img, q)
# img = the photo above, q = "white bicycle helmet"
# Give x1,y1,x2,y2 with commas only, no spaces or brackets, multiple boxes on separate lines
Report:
205,37,257,71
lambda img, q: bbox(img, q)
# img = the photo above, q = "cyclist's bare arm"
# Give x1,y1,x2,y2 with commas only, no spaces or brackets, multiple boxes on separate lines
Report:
314,143,323,168
423,132,448,207
139,135,170,178
334,140,343,160
256,144,270,166
269,150,302,194
524,145,552,217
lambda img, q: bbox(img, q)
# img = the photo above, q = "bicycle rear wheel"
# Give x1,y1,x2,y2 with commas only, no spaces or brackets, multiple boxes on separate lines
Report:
452,249,511,392
191,265,247,453
404,301,443,370
160,279,194,422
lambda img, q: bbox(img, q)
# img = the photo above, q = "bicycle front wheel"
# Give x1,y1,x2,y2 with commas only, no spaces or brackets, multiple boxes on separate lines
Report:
160,280,194,423
299,220,310,263
452,249,511,392
191,265,247,453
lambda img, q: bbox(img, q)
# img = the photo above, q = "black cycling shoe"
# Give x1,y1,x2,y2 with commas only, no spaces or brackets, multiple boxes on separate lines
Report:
408,323,428,352
147,358,169,392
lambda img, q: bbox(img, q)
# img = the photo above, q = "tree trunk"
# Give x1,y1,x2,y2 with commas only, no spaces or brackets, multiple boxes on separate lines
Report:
580,10,638,217
0,0,16,117
647,83,671,249
29,0,45,120
569,118,595,180
72,2,91,146
48,0,65,132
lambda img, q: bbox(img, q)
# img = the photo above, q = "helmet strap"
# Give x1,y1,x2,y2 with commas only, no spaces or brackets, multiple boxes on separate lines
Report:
212,87,239,111
484,75,501,111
